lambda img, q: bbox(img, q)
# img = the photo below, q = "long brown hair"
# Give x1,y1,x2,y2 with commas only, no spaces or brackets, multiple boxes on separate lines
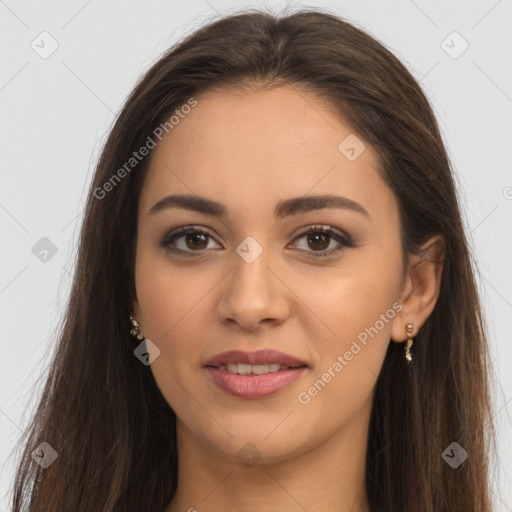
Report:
10,7,495,511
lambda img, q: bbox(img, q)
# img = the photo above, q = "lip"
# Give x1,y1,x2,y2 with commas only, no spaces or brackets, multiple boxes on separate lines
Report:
205,366,308,398
203,349,309,399
203,349,308,368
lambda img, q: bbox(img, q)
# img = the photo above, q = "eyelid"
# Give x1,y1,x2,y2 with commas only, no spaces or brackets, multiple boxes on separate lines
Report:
292,224,348,239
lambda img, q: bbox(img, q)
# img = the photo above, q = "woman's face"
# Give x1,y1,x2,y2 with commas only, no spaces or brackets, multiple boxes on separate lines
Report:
132,85,406,464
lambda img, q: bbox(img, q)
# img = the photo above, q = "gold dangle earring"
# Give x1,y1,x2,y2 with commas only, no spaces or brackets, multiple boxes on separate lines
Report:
405,323,414,363
129,315,144,340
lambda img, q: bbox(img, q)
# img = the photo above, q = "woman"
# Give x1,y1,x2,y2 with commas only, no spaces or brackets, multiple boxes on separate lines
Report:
11,7,494,512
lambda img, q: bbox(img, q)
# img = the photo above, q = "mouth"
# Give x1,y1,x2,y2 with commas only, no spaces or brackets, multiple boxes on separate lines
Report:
203,349,309,398
209,362,307,375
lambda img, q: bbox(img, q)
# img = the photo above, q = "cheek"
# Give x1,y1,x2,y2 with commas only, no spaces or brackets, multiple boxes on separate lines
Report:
292,246,402,401
134,250,224,397
134,255,214,412
135,244,205,339
293,289,397,429
294,247,401,343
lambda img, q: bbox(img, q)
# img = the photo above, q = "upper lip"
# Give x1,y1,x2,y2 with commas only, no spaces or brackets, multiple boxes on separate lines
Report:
204,349,308,368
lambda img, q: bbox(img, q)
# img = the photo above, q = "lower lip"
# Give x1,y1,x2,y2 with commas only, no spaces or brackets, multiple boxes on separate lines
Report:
205,366,307,398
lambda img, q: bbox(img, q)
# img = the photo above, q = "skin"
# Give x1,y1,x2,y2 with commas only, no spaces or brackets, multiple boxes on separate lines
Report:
131,85,445,512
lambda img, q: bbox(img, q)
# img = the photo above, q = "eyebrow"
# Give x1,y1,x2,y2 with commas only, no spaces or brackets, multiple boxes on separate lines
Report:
148,193,371,220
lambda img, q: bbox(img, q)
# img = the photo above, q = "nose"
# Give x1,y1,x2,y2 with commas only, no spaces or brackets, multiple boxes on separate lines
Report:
215,245,291,332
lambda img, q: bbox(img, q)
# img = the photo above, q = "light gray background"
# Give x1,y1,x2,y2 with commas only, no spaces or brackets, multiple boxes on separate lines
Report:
1,0,511,510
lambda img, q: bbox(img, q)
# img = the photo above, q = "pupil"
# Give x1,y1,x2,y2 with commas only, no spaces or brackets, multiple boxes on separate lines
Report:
308,233,329,250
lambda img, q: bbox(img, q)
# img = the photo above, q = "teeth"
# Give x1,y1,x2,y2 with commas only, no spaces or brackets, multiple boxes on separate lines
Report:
218,363,288,375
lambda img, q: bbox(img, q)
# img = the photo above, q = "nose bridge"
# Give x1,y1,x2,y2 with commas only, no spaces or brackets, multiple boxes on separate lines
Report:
229,235,275,305
216,234,289,329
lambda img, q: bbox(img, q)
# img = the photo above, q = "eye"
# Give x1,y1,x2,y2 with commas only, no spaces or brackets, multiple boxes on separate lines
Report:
289,225,354,258
159,224,354,258
159,226,221,256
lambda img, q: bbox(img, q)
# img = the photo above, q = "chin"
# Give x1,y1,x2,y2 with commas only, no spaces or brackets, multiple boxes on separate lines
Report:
191,415,316,463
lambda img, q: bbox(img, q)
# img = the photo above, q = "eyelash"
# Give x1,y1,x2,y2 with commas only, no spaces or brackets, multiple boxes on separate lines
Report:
159,224,355,259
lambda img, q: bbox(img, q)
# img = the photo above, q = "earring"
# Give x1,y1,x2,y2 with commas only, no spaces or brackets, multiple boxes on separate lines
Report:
129,315,144,340
405,323,414,363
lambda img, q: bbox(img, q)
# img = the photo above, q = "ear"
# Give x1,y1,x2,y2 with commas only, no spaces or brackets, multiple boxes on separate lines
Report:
390,234,446,342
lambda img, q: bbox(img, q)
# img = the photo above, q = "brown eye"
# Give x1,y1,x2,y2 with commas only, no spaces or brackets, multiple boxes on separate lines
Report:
159,226,221,256
183,231,209,250
160,224,354,258
290,225,354,258
306,232,331,251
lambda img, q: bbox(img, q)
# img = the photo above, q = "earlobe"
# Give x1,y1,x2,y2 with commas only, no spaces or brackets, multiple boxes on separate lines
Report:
390,234,446,342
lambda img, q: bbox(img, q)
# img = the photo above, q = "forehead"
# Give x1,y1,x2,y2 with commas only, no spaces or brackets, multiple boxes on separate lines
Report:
139,86,394,221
